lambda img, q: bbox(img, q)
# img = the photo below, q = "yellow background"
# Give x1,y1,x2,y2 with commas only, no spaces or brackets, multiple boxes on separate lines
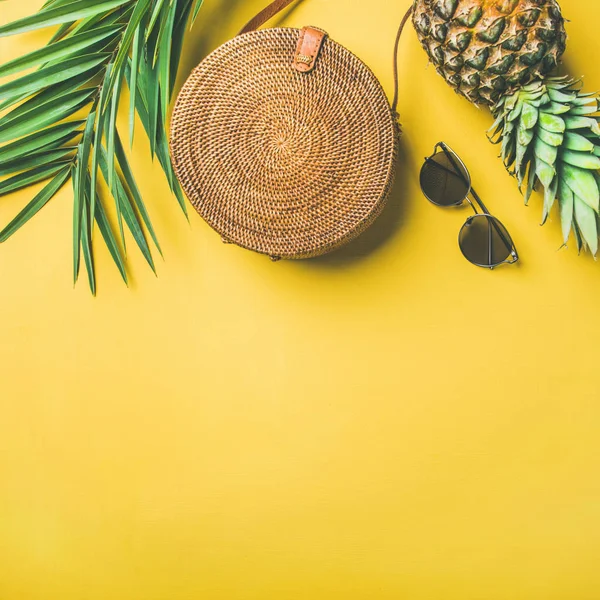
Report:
1,1,599,598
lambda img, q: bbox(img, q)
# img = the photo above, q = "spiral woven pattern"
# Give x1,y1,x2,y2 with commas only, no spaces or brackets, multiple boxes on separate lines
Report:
170,27,398,259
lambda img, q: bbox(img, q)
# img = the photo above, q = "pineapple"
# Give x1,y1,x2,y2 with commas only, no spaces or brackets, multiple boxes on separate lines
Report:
412,0,600,255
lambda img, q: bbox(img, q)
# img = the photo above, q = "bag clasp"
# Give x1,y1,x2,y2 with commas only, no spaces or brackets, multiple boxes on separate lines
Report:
293,26,327,73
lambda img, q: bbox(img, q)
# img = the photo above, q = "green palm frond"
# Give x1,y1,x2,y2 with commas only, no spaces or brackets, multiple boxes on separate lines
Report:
0,0,203,293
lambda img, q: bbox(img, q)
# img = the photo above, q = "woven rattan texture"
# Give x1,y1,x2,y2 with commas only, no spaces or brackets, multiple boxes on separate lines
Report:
170,27,398,259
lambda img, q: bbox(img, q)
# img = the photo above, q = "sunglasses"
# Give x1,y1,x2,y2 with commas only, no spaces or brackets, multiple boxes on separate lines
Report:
419,142,519,269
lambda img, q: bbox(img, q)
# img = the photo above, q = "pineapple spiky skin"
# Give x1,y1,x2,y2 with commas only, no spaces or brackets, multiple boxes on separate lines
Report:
412,0,567,107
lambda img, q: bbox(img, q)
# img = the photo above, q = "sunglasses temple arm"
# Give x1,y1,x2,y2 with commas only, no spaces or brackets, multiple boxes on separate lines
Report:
471,185,517,259
488,216,493,266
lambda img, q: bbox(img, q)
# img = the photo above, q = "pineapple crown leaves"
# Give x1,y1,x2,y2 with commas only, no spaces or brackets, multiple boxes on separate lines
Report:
0,0,205,294
488,76,600,256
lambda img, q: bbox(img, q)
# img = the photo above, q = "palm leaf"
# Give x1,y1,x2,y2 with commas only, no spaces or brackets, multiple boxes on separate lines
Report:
0,88,96,144
92,184,128,284
171,0,194,93
0,147,75,178
80,186,96,295
0,68,98,112
0,0,203,291
0,26,119,78
147,0,167,41
72,157,84,281
128,22,144,143
0,53,110,101
0,167,71,243
0,122,84,172
101,0,152,112
191,0,204,27
0,163,71,197
73,113,97,281
114,131,162,255
158,1,177,125
0,0,133,37
98,147,156,273
126,60,187,215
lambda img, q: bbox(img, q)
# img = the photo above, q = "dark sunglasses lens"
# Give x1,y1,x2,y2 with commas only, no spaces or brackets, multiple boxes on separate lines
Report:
420,149,470,206
459,214,513,267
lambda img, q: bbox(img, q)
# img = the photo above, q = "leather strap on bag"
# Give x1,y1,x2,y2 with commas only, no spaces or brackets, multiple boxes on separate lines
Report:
293,26,327,73
238,0,414,117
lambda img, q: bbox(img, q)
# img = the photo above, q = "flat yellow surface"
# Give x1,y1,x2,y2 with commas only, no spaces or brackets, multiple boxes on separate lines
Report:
1,1,599,598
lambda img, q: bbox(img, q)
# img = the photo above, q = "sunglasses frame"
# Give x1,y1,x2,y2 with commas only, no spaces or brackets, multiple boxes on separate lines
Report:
421,142,519,269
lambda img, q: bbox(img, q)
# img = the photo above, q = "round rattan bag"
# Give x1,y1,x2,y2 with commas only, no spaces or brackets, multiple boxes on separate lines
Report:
170,2,403,260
